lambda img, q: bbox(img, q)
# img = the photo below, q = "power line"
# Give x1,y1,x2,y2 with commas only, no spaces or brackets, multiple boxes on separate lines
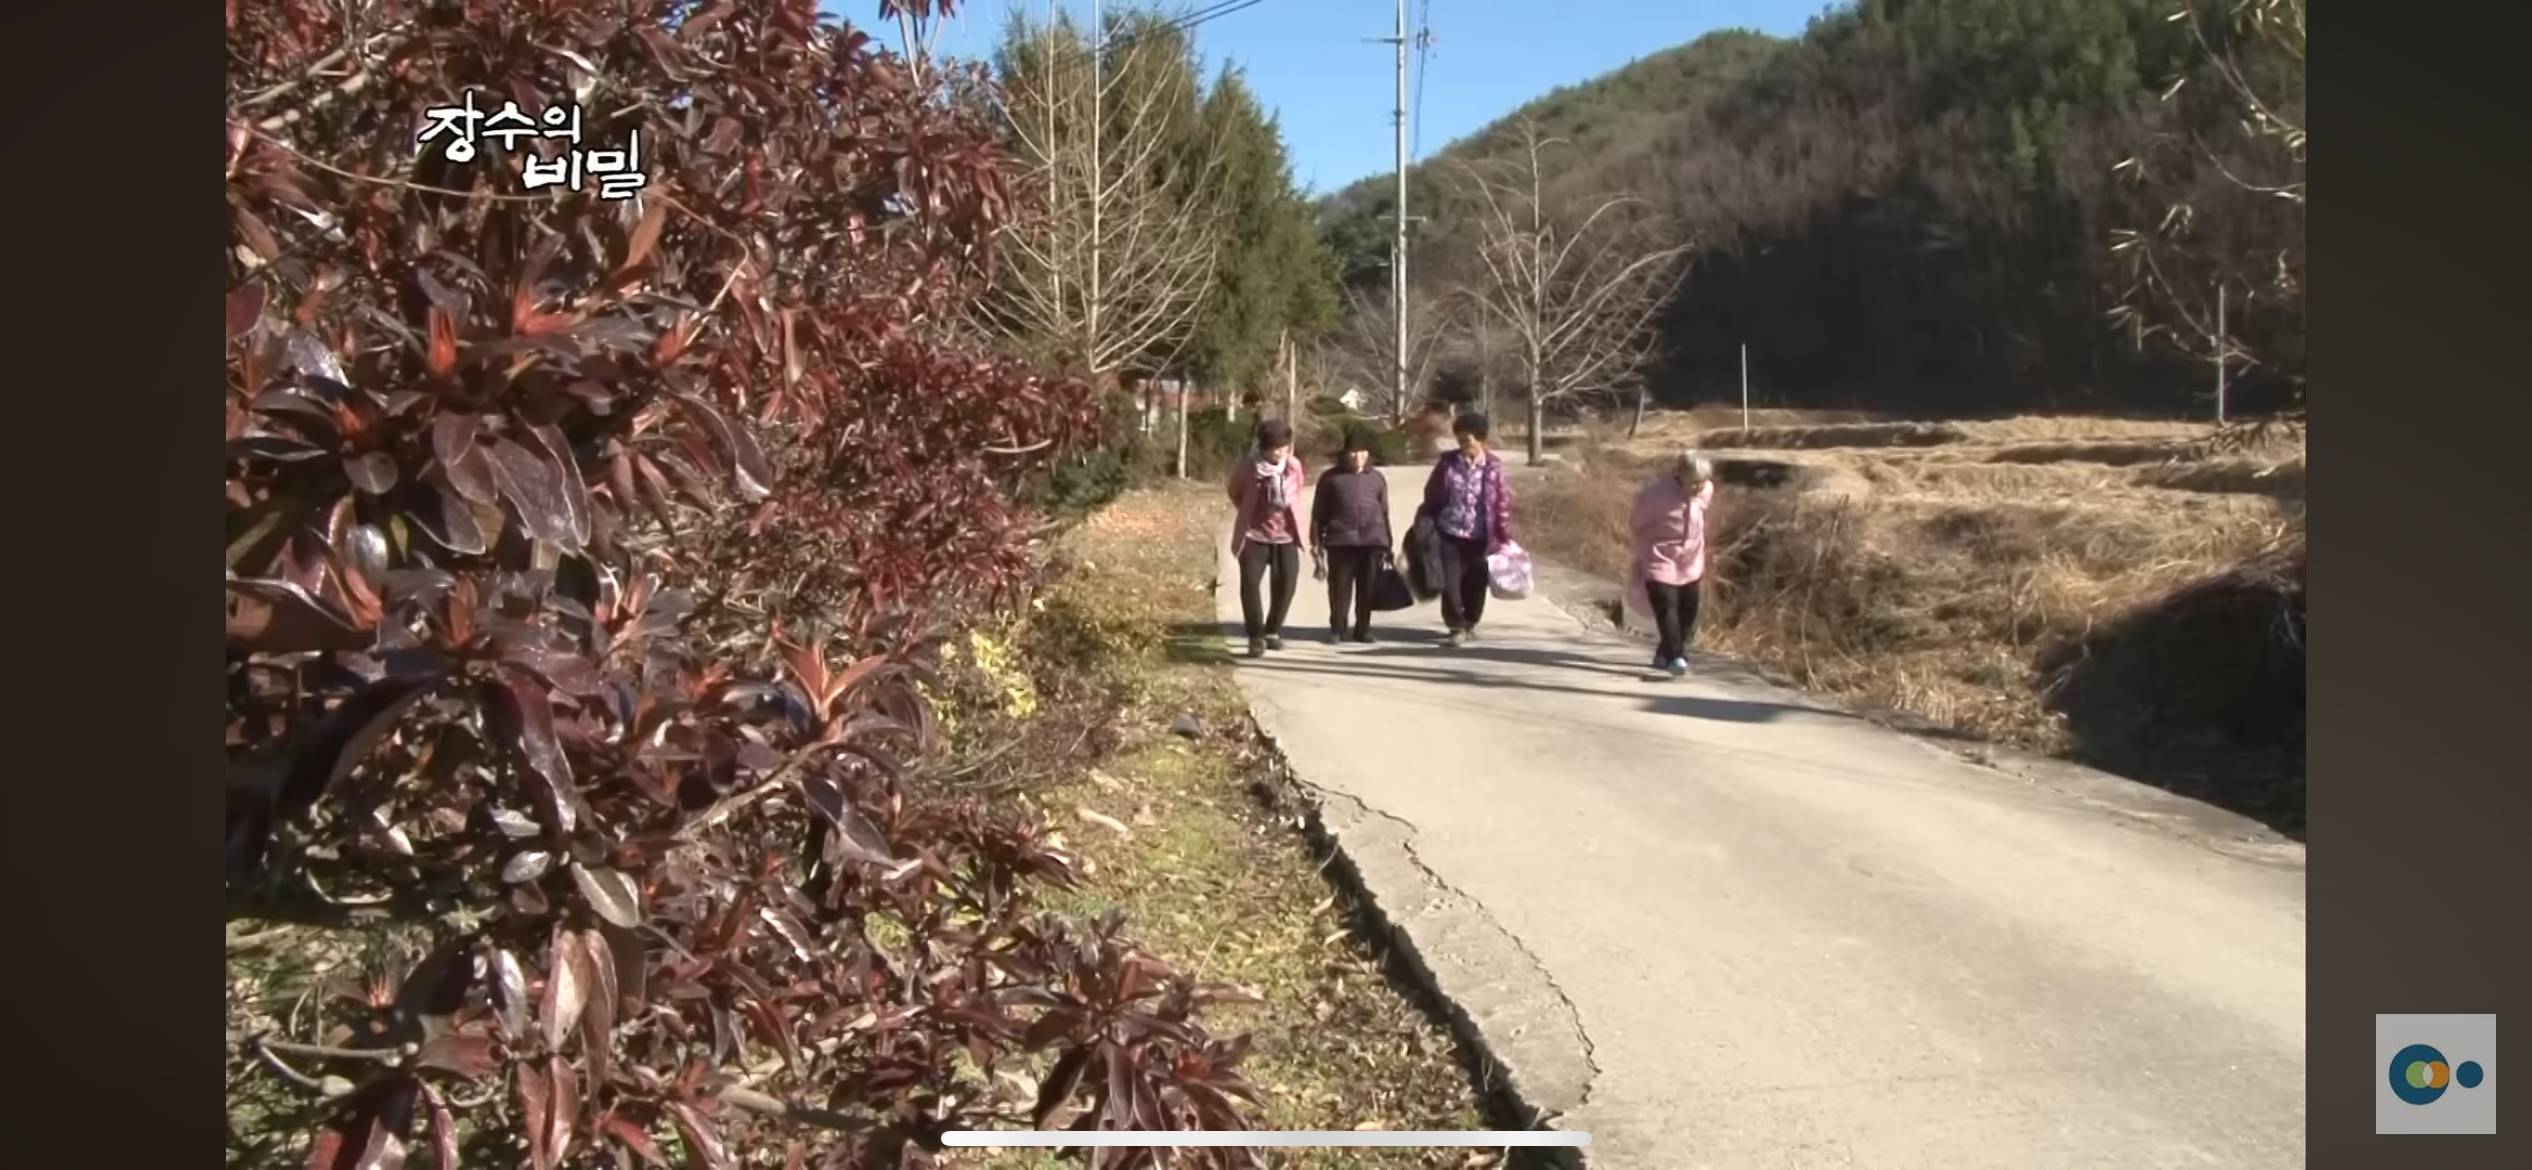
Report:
1168,0,1268,36
1016,0,1273,72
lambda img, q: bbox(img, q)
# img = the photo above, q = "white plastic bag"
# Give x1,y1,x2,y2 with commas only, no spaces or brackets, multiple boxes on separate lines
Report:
1486,542,1535,600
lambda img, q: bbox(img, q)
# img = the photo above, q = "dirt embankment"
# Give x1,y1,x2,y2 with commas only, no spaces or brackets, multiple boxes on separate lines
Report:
1517,411,2306,835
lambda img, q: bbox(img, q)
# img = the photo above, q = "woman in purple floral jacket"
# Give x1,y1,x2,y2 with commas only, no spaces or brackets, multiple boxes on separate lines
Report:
1418,412,1516,646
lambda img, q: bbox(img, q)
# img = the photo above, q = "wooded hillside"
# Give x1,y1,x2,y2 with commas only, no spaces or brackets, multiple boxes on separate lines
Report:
1318,0,2305,418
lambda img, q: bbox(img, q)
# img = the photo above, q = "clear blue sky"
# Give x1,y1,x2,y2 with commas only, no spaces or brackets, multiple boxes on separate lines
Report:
836,1,1834,196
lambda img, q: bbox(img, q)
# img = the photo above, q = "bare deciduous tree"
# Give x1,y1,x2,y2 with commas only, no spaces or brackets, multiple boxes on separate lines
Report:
1456,118,1691,464
2108,0,2304,394
991,11,1225,389
1320,285,1451,426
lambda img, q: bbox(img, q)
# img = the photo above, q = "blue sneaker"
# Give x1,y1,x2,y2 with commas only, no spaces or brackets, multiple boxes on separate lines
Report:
1665,658,1689,677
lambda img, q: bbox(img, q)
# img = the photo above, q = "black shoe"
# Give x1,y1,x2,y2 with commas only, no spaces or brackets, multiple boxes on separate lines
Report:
1352,629,1374,644
1246,638,1266,658
1264,634,1284,651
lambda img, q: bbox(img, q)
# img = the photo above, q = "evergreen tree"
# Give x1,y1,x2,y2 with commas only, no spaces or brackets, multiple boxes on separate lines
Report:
1190,67,1338,399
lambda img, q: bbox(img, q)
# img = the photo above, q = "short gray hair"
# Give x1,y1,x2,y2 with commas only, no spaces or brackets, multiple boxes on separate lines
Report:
1674,449,1714,483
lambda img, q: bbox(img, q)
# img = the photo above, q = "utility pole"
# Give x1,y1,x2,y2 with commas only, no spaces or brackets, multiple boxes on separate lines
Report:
1391,0,1409,427
1368,4,1430,427
1740,343,1750,429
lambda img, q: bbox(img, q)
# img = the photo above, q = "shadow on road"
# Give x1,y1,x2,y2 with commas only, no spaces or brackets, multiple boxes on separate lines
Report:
1192,633,1828,726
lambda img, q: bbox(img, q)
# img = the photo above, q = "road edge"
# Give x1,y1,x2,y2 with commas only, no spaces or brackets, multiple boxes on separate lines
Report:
1211,516,1598,1166
1238,709,1597,1169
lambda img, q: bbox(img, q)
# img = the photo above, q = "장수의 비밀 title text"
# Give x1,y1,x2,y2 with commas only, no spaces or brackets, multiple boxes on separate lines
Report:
415,91,646,201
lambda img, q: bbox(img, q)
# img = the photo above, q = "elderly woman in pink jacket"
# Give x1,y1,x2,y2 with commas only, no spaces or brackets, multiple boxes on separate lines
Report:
1627,450,1716,678
1227,418,1310,658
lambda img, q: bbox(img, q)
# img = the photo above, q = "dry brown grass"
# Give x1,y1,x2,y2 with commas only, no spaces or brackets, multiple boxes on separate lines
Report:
1953,416,2215,443
1981,439,2196,466
2138,457,2306,499
977,483,1493,1167
1692,421,1974,450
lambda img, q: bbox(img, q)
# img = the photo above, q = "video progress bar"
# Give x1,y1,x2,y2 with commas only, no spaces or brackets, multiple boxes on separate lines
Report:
942,1131,1589,1148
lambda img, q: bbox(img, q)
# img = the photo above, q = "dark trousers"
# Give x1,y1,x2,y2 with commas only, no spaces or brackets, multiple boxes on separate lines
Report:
1647,578,1703,663
1324,546,1383,636
1237,541,1299,640
1436,535,1490,632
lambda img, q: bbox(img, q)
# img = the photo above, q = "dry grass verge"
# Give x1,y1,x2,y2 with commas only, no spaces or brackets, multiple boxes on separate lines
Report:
941,482,1493,1168
1519,460,2306,835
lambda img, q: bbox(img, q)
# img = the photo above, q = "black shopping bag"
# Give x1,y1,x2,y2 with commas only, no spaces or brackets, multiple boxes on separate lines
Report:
1369,555,1417,612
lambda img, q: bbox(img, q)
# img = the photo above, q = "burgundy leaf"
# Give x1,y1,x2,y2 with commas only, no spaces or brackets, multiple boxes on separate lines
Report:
516,1061,554,1170
491,948,531,1042
409,482,489,556
1032,1047,1091,1129
617,197,669,279
569,862,645,930
758,903,816,963
302,1116,357,1170
667,1103,728,1170
632,455,682,533
503,851,553,884
601,922,648,1019
278,675,441,821
347,452,399,495
307,1076,418,1170
826,802,897,868
505,646,605,698
1102,1042,1137,1130
578,927,619,1086
521,424,593,547
445,445,499,504
423,1084,459,1170
226,577,371,655
227,282,268,340
600,1116,668,1166
797,774,848,827
414,1033,498,1080
393,938,475,1026
669,394,773,500
431,413,479,468
487,670,574,830
547,1056,580,1165
1023,1009,1083,1052
484,436,579,548
544,927,592,1054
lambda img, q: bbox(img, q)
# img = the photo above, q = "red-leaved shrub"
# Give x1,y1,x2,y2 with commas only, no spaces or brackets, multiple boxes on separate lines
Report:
226,3,1263,1166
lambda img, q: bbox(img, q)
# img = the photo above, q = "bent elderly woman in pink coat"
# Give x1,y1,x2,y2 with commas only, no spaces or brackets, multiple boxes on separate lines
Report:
1627,450,1716,678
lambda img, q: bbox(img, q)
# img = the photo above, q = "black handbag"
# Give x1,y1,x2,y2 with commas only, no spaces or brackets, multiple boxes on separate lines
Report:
1368,553,1417,611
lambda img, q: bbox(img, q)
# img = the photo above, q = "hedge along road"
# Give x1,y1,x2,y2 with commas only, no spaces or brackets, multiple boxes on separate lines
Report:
1213,464,2305,1170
